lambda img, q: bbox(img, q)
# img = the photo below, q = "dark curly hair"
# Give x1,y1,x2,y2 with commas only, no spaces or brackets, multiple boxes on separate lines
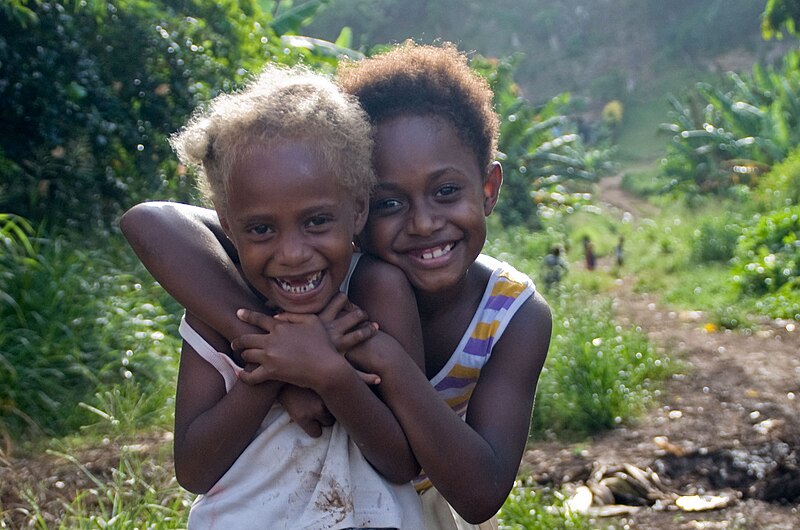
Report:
337,41,499,174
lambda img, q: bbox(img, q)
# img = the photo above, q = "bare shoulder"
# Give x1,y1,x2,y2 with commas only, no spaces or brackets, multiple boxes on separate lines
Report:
348,255,424,369
348,255,414,310
498,290,552,366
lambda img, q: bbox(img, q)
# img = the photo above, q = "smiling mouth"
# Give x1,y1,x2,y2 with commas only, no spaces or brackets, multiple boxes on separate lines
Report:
413,243,454,260
274,271,324,294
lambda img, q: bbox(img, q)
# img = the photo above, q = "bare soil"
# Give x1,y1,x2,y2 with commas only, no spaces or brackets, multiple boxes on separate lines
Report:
519,175,800,529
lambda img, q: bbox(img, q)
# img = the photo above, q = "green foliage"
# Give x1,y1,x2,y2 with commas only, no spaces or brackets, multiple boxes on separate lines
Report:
658,56,800,197
763,0,800,39
531,289,669,438
0,219,181,440
0,0,335,229
754,143,800,208
690,212,744,264
732,207,800,301
498,484,594,529
471,55,614,227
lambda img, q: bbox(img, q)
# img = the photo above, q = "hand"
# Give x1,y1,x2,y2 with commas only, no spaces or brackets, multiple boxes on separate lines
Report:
277,385,334,438
233,311,341,388
236,307,380,385
317,293,379,353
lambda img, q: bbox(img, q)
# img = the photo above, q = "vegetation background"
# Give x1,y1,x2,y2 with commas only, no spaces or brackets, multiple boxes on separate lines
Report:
1,0,799,527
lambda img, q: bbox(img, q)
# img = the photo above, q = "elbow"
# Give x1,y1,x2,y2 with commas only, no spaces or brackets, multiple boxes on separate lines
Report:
120,202,158,244
384,462,421,485
174,461,215,495
448,482,511,524
120,201,176,244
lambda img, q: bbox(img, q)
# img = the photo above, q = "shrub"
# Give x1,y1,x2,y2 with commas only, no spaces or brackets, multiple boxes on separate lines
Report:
531,289,669,438
755,143,800,208
690,213,743,264
732,207,800,297
0,0,333,229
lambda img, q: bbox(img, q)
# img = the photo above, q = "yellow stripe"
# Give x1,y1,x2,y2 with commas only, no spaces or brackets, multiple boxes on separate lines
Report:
446,364,481,379
471,320,499,341
445,392,472,409
491,280,526,298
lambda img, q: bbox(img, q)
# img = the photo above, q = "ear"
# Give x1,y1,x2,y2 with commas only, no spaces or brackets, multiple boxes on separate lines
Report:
353,194,369,234
482,162,503,216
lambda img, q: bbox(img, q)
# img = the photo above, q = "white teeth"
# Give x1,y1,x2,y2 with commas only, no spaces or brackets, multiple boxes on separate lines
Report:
421,244,453,260
275,271,323,294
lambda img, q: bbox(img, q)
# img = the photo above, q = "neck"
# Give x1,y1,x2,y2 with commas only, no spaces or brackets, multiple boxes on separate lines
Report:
415,264,478,318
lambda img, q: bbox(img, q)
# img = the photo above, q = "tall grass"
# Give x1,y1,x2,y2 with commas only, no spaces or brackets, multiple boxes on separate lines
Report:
0,216,181,442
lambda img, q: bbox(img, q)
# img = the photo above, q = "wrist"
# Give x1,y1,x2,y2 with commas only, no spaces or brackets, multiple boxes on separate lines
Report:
314,354,358,397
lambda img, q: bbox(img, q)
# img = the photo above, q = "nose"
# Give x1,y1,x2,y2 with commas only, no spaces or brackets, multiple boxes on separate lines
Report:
275,230,312,266
406,202,443,237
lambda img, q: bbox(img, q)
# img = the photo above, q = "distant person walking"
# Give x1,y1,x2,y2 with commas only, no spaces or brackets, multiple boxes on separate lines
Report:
615,235,624,267
583,236,596,271
543,246,568,290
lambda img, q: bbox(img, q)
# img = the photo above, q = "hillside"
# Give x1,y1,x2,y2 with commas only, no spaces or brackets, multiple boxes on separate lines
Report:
307,0,795,160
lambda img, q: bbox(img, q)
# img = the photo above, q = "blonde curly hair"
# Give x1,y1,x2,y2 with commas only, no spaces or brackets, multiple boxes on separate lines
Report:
171,64,375,213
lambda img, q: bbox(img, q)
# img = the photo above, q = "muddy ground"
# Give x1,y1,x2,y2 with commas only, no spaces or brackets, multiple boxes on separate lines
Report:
519,175,800,528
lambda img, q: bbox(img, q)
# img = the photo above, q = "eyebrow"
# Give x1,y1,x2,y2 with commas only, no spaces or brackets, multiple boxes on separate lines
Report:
233,200,342,224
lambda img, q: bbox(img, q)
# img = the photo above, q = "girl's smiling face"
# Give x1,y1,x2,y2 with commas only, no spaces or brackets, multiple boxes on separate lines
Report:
360,114,501,295
220,139,367,314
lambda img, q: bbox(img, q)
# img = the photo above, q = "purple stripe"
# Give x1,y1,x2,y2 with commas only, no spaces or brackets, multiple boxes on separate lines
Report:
486,294,515,311
463,336,494,356
435,376,478,391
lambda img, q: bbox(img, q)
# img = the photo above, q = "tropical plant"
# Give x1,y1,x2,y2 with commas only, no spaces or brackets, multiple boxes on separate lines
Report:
471,54,614,227
0,0,336,229
659,56,800,196
763,0,800,39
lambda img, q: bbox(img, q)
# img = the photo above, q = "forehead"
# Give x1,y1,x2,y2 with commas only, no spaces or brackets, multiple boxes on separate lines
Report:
375,115,483,187
226,140,353,213
373,114,482,186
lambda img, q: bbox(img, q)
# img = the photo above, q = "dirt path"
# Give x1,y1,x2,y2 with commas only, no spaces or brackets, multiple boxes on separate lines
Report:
520,175,800,528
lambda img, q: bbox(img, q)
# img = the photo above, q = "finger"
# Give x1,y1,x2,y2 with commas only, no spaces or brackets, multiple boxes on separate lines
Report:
239,365,271,385
354,369,381,385
231,334,268,353
297,420,323,438
328,307,370,335
237,309,276,332
272,312,314,324
335,322,378,351
318,293,350,323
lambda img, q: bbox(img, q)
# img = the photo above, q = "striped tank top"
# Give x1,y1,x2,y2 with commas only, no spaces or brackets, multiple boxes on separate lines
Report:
414,254,536,492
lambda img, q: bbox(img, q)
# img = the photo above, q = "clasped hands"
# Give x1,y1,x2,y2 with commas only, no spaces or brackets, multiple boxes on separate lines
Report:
230,293,380,437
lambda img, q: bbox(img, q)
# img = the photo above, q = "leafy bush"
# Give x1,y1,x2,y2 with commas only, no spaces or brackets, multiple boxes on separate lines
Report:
498,484,593,529
0,217,182,440
755,143,800,208
732,207,800,297
532,289,669,438
658,55,800,197
0,0,334,229
690,213,743,264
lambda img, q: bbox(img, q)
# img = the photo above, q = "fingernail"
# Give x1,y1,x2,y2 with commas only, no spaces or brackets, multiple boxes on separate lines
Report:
237,309,246,319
